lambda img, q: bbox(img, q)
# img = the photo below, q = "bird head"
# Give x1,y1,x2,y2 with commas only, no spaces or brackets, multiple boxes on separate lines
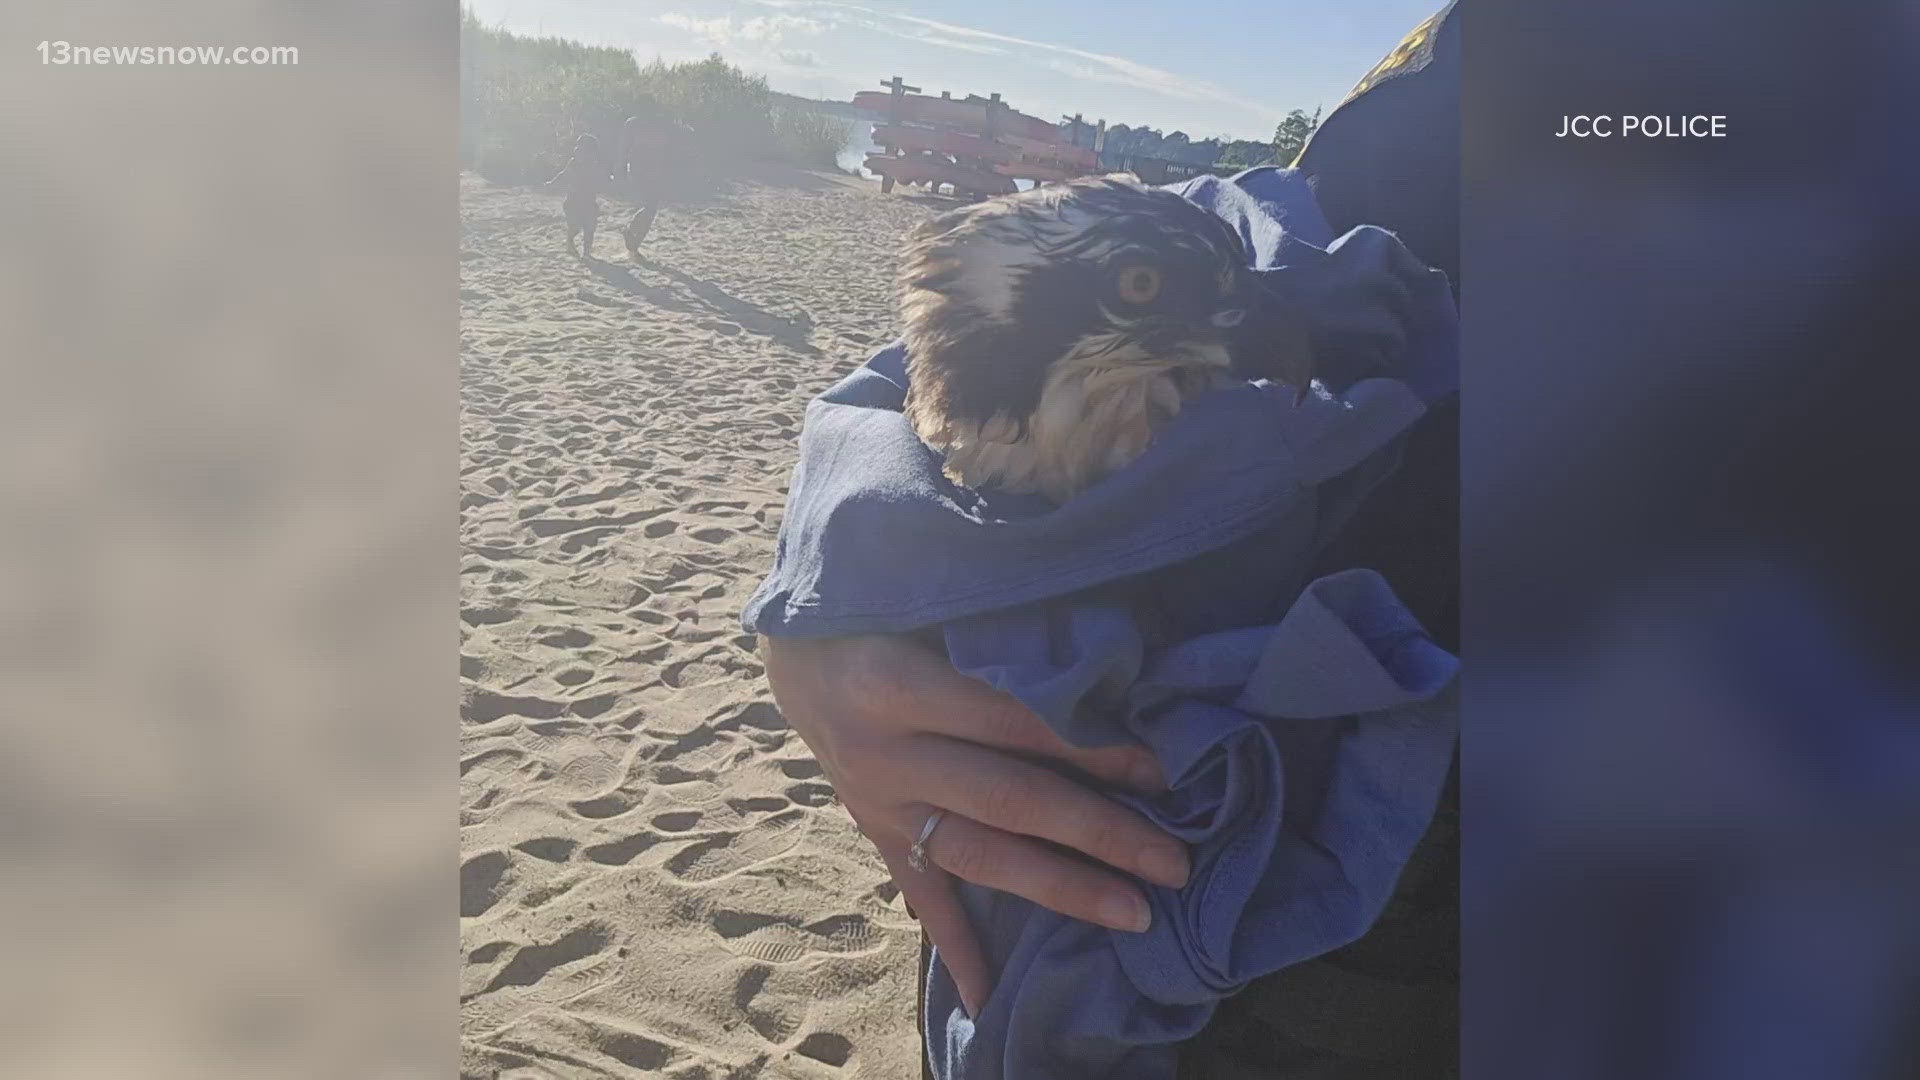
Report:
898,175,1292,476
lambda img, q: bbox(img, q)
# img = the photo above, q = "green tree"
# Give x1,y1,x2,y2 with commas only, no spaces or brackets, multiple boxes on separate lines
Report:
1271,106,1322,165
1216,138,1277,170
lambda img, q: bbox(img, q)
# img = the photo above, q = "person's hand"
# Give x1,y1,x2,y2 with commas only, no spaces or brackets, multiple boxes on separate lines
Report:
761,633,1191,1017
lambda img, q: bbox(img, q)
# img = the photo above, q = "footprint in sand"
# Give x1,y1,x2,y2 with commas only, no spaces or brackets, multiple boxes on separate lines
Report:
623,638,671,663
552,752,622,797
461,746,527,779
518,873,588,910
462,928,621,1040
537,627,595,649
653,762,718,786
583,1021,681,1072
651,810,704,832
719,701,786,736
795,1031,855,1069
569,788,641,820
568,693,619,720
461,850,514,918
785,782,836,808
553,481,639,508
465,689,566,724
731,964,803,1045
712,910,879,966
664,808,807,883
662,658,731,688
478,922,613,995
654,724,721,760
581,831,661,867
468,941,512,964
556,526,621,554
462,603,518,627
776,759,822,781
514,837,576,863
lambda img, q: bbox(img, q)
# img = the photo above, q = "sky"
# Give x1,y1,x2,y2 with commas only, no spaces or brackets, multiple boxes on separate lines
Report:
465,0,1441,143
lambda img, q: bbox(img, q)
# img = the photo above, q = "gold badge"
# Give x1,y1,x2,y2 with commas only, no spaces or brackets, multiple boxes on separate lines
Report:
1341,5,1446,107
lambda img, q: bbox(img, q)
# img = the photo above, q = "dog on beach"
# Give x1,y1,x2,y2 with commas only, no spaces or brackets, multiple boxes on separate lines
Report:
544,133,616,260
897,174,1309,503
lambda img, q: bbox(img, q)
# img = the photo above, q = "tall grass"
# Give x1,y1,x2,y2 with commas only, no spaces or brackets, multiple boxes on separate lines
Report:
771,106,853,171
460,9,849,184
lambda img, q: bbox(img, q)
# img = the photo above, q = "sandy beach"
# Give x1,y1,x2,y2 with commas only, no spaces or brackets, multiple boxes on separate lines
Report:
460,166,936,1078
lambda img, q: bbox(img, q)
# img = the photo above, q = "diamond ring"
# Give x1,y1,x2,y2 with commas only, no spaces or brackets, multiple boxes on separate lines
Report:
908,809,947,872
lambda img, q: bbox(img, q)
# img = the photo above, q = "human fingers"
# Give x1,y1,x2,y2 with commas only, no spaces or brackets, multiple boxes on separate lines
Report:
920,687,1168,796
879,843,991,1019
908,739,1189,890
914,808,1157,935
831,635,1169,796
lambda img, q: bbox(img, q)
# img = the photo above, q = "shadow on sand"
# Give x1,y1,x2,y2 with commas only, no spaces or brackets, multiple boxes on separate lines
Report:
585,257,817,355
893,191,974,210
619,161,852,208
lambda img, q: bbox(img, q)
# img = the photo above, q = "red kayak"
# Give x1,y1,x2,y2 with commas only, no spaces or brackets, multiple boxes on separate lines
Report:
853,91,1060,142
995,161,1079,183
1000,135,1099,170
871,128,1099,181
871,125,1016,164
865,154,1017,196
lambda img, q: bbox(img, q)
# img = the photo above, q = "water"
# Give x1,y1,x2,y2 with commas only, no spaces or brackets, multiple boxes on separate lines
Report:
835,120,878,178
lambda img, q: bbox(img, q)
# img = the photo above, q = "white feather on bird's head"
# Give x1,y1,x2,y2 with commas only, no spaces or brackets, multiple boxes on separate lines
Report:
897,174,1299,502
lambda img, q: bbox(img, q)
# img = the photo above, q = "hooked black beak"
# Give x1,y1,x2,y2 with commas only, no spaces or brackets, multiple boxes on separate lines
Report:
1220,279,1271,377
1223,279,1313,392
1216,264,1264,333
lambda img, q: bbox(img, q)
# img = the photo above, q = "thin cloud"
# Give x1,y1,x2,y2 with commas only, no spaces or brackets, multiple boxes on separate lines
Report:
836,14,1010,56
907,33,1010,57
655,12,825,46
744,0,1264,117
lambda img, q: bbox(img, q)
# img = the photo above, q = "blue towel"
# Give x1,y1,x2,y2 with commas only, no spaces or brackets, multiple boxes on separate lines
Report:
743,168,1461,1079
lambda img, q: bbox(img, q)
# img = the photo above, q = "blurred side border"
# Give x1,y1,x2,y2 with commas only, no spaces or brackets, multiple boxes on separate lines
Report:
1462,2,1920,1078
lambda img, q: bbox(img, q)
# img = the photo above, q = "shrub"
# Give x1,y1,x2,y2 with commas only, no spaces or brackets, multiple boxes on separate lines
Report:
771,106,852,171
460,8,828,183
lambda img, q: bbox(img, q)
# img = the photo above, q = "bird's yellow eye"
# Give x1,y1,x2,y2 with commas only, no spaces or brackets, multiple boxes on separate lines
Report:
1116,264,1163,305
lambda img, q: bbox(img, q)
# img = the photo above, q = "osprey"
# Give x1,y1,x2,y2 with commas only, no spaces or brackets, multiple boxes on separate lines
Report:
898,174,1310,503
